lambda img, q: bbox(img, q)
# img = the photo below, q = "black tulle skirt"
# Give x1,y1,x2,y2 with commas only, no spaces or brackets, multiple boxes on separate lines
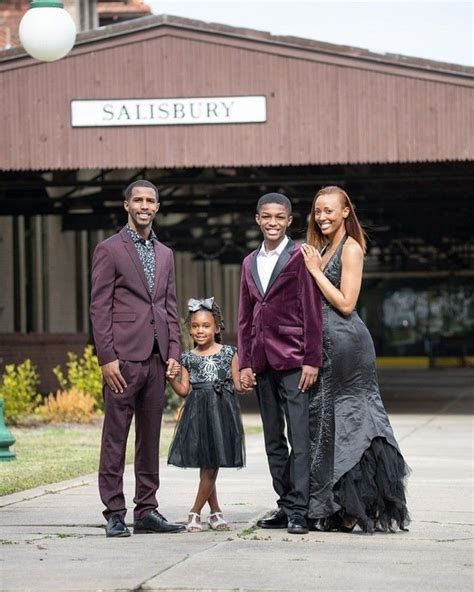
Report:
167,381,245,469
317,437,410,533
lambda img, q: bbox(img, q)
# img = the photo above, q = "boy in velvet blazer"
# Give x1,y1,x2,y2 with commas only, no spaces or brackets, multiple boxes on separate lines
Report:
90,180,185,537
238,193,323,535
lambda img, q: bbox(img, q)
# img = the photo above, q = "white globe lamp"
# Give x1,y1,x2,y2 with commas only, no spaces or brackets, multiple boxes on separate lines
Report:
19,0,77,62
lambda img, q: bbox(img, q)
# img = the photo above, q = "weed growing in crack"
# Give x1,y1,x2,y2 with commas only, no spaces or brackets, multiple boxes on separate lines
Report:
238,525,258,538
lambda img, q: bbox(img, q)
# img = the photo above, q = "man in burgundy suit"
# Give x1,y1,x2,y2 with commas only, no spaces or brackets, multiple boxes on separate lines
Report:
238,193,323,535
90,180,185,537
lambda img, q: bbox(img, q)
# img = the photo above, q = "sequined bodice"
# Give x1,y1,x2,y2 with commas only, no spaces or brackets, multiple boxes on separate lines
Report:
181,344,236,384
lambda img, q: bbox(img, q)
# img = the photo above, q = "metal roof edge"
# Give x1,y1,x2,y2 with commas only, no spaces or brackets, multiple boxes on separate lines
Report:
2,157,472,173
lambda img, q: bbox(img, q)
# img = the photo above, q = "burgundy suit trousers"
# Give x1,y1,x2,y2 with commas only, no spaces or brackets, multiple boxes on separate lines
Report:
99,353,166,521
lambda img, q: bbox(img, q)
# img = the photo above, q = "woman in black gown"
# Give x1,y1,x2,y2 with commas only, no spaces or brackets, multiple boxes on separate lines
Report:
301,186,410,533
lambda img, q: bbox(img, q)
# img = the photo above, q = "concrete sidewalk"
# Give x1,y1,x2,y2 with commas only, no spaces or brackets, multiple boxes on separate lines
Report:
1,380,473,591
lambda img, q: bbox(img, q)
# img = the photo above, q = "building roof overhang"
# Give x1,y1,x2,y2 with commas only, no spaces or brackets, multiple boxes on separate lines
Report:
0,14,472,172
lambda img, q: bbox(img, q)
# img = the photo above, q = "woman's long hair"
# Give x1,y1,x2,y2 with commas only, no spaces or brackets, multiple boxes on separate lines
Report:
306,186,367,252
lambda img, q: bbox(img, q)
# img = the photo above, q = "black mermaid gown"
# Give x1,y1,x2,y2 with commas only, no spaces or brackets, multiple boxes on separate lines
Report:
308,236,410,532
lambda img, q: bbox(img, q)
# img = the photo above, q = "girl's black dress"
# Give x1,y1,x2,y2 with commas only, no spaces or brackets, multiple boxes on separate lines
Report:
168,345,245,469
309,236,410,532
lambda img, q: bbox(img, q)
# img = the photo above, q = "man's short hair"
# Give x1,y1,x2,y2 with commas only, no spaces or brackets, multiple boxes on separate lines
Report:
124,180,159,202
256,192,292,214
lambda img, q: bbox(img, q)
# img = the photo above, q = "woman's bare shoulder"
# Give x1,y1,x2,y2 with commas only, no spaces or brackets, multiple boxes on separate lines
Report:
342,236,364,258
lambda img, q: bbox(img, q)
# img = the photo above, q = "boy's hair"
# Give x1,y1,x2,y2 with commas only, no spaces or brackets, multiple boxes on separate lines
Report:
256,192,292,214
123,180,159,202
186,299,225,344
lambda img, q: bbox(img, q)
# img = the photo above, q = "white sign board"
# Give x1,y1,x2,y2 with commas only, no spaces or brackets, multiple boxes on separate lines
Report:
71,95,266,127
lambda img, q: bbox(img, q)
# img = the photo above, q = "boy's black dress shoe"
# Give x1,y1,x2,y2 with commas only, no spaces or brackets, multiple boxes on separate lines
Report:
256,508,288,529
287,514,309,535
105,514,131,538
133,509,186,534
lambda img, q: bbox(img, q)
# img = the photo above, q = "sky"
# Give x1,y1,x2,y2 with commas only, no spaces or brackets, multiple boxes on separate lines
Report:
148,0,473,66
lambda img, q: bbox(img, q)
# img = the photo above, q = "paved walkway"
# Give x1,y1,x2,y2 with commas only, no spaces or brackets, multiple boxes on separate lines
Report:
0,370,473,591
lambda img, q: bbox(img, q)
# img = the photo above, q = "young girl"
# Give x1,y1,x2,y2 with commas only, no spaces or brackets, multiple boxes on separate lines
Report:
167,297,245,532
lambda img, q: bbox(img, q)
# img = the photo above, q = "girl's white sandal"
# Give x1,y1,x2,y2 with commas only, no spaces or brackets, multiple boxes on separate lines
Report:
186,512,202,532
208,512,231,531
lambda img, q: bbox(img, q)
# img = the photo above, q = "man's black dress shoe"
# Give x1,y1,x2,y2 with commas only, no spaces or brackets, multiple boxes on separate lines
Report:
256,508,288,529
105,514,131,538
133,509,186,534
287,514,309,535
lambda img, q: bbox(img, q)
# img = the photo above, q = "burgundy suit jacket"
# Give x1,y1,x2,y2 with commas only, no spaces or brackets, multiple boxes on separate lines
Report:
238,239,323,374
90,227,180,366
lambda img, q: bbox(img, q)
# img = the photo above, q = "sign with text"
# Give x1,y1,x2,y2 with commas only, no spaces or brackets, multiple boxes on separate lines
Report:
71,96,266,127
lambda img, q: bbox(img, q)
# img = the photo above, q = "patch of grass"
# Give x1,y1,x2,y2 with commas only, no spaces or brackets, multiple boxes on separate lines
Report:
0,418,176,497
244,426,263,436
237,530,272,541
239,525,258,536
237,525,259,539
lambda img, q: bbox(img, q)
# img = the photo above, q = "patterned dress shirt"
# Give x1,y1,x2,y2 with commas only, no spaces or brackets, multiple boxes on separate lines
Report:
126,225,156,293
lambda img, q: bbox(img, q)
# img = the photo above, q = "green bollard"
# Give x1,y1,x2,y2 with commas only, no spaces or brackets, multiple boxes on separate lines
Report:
0,398,16,461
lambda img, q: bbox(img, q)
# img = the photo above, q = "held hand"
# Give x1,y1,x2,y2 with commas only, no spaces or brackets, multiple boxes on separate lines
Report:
240,368,256,392
301,243,322,275
166,358,180,379
101,360,127,394
298,365,319,392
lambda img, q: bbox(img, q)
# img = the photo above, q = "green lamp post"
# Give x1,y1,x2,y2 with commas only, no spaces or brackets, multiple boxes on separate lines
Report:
0,398,16,461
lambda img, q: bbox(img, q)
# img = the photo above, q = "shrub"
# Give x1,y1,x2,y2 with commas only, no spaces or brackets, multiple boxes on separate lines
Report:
180,317,195,351
164,382,182,415
164,318,194,415
53,345,103,411
0,359,41,423
36,388,96,424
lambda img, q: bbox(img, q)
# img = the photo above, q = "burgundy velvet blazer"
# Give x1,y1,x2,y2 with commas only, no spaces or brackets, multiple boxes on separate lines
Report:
238,239,323,374
90,227,180,366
